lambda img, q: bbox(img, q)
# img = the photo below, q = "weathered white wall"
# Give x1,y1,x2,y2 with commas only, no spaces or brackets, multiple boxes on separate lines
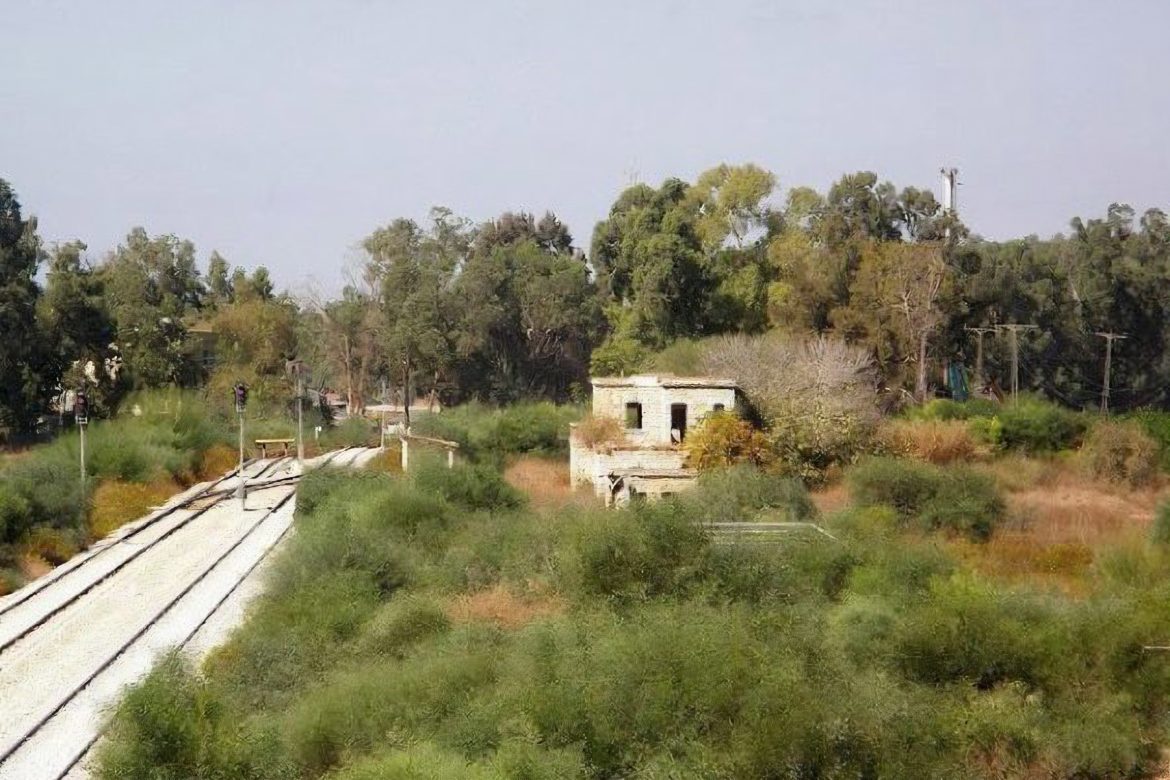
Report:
569,434,687,492
592,383,736,446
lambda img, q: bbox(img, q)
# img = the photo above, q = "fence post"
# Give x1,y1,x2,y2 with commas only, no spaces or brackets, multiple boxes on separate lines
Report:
401,437,409,472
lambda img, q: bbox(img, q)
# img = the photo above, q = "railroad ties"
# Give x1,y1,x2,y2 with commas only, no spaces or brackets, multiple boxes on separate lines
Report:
0,446,382,780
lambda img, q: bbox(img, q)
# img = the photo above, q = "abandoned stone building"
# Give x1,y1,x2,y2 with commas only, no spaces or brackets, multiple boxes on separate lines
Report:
570,375,738,505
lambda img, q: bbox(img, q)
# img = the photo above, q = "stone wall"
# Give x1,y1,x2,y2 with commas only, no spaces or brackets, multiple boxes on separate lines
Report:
592,384,736,446
569,433,688,492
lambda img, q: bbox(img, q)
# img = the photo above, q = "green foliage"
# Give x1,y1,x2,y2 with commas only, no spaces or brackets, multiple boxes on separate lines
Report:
94,652,288,780
996,397,1089,452
642,337,705,375
411,461,524,511
904,397,1000,421
849,458,1005,541
768,398,875,483
412,402,580,461
685,464,815,523
98,408,1170,780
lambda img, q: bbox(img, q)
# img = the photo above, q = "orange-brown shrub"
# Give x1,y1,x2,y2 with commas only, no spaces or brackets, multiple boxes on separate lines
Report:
685,412,774,471
197,444,239,481
954,533,1094,590
504,456,575,509
1081,420,1159,487
22,526,80,565
445,583,564,629
572,415,627,451
880,419,976,464
89,480,178,540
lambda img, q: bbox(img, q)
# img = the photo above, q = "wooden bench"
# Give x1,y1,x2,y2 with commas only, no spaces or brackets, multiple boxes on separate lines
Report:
255,438,294,458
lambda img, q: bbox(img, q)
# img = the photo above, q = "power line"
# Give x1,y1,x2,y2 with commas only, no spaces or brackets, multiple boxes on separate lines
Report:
997,324,1037,405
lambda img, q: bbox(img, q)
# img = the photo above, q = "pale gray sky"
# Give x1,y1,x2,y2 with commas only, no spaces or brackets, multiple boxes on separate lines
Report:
4,1,1169,293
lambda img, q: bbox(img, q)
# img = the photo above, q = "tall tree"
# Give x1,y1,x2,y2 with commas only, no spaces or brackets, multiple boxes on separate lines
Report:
0,179,52,434
101,228,205,387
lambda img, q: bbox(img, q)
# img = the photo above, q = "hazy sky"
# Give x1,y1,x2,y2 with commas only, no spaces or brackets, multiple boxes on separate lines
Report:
4,1,1170,294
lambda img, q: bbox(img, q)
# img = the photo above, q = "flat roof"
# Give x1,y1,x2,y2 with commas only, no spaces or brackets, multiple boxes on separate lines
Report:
591,374,737,390
608,468,697,478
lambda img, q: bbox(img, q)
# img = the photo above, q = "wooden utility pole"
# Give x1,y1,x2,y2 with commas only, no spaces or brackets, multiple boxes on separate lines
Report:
1095,332,1127,414
998,324,1037,404
964,327,996,384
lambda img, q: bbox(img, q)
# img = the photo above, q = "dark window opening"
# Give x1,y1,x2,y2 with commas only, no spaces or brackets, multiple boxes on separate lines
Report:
625,402,643,429
713,403,725,413
671,403,688,442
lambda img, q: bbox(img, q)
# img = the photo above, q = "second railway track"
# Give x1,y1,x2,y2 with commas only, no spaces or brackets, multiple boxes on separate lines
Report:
0,446,379,780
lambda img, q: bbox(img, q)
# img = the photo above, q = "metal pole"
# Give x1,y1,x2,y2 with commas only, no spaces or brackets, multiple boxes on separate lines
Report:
79,422,87,522
296,373,305,464
236,409,246,509
1095,332,1127,415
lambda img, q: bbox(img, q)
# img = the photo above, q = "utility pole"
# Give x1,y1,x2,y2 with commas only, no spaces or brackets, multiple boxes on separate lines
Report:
964,326,996,385
998,324,1037,404
1095,332,1127,414
234,382,248,510
289,360,307,464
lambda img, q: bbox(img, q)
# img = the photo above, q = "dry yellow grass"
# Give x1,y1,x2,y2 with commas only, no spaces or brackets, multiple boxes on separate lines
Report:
572,415,628,451
197,444,239,481
364,448,404,475
88,480,178,540
22,527,80,566
504,456,586,510
19,553,53,580
446,583,564,629
810,481,852,515
879,419,978,464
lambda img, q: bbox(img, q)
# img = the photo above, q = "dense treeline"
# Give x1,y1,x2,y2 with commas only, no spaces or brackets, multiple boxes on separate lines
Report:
4,165,1170,439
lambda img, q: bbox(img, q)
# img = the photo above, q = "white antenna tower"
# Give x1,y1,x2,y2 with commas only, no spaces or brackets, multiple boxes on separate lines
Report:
939,167,959,214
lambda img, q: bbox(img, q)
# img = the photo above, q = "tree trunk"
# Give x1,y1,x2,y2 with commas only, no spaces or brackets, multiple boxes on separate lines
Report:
915,331,929,403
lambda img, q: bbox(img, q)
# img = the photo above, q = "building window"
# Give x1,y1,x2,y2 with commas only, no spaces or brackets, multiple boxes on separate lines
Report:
671,403,688,442
625,402,643,430
713,403,725,413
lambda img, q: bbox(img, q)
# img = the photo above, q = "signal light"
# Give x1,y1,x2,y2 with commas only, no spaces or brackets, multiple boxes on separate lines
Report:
74,391,89,425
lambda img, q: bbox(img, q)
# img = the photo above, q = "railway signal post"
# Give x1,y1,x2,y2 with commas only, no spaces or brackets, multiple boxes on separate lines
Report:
75,390,89,521
234,382,248,509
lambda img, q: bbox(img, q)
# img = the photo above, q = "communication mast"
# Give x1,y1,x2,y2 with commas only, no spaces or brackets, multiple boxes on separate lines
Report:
940,167,959,214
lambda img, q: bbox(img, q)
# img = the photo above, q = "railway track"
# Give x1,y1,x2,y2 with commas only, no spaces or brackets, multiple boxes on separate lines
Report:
0,446,380,780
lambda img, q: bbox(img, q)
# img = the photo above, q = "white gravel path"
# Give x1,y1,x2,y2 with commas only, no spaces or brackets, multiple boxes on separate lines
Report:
0,447,380,780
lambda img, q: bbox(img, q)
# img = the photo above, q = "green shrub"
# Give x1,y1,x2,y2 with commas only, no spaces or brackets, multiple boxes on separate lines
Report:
767,398,875,484
0,482,31,543
685,464,815,523
413,402,580,461
95,652,287,780
412,461,524,511
997,397,1088,452
1082,420,1159,486
892,577,1060,688
905,397,999,421
356,596,452,658
848,458,1004,541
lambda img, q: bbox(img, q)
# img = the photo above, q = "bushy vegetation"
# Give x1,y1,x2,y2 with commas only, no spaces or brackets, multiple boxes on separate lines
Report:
683,411,774,471
849,457,1006,541
1082,420,1160,486
0,390,235,590
879,418,977,464
98,458,1170,779
412,402,581,461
